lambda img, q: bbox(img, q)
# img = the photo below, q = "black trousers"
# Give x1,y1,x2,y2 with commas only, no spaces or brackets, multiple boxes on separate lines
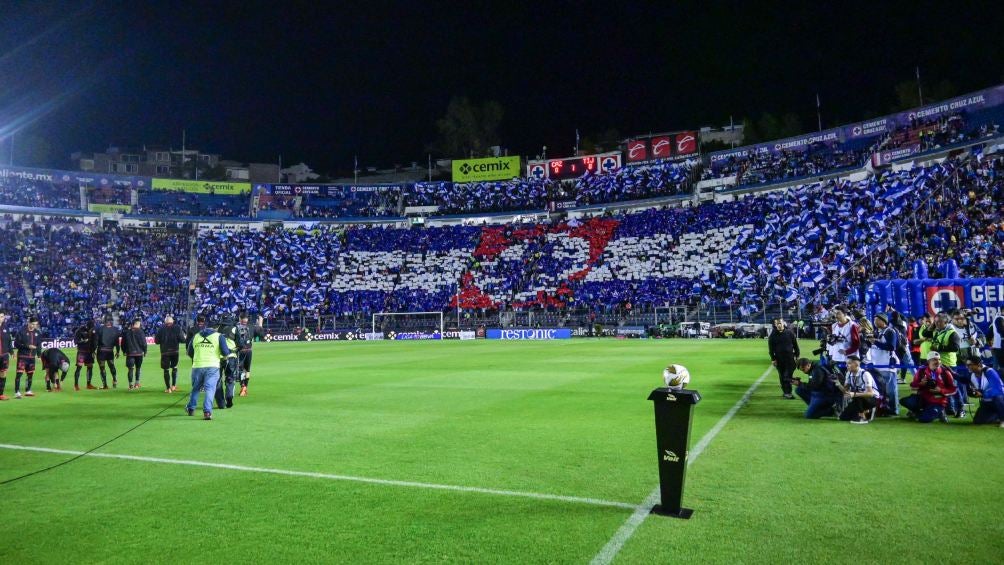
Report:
775,354,796,394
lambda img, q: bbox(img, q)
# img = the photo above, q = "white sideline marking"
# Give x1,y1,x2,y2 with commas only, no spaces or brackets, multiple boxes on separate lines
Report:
0,443,635,510
589,366,774,565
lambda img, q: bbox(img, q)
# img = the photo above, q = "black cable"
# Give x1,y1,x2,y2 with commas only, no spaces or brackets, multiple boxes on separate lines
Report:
0,393,189,486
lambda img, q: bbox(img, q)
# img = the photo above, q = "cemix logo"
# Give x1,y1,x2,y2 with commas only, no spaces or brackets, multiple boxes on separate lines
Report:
464,161,511,174
663,450,680,463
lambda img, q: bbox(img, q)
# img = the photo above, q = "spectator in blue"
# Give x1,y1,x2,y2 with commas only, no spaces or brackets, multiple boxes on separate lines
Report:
964,357,1004,427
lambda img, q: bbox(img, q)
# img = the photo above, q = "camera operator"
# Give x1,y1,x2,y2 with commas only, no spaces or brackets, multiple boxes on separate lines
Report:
952,310,984,365
828,307,860,364
990,310,1004,371
869,313,900,416
900,351,958,423
913,313,935,365
794,358,843,419
964,357,1004,427
838,355,879,424
768,318,800,399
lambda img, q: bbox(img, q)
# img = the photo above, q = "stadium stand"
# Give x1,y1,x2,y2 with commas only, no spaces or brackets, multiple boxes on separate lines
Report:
136,190,251,218
1,84,1004,338
0,174,80,210
0,144,1001,338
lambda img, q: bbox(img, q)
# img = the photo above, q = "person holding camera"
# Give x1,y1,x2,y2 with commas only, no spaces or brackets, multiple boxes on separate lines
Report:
964,357,1004,427
828,307,860,364
838,355,879,424
990,311,1004,371
913,313,935,363
952,310,984,365
901,351,958,423
869,313,900,415
769,318,800,399
794,358,843,419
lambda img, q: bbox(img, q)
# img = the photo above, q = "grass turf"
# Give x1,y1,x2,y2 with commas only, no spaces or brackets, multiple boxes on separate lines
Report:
0,339,1001,563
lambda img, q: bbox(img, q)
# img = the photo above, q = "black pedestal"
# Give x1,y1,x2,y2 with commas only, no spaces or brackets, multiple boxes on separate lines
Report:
647,387,701,519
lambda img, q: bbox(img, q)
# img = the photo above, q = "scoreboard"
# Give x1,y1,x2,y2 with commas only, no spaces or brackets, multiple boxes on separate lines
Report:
548,156,598,180
527,151,622,181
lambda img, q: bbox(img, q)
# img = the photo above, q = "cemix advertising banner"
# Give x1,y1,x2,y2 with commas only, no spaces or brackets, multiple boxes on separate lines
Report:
486,329,572,340
152,178,251,195
87,203,132,214
452,156,521,183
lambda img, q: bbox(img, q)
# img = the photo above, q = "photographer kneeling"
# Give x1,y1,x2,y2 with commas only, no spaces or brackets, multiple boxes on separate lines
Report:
794,358,843,419
838,355,879,424
964,357,1004,427
901,351,957,423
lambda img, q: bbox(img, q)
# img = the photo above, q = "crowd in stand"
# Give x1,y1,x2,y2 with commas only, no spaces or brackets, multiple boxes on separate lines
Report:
406,160,695,215
874,112,999,154
706,145,869,187
710,152,1004,317
0,222,190,337
135,191,250,217
1,149,1003,341
0,177,79,210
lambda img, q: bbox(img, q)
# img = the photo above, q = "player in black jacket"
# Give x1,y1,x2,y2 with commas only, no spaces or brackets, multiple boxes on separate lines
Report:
235,313,264,397
155,315,187,393
73,320,99,390
768,318,801,399
41,347,70,392
121,319,148,389
0,310,14,400
13,317,43,397
95,316,121,389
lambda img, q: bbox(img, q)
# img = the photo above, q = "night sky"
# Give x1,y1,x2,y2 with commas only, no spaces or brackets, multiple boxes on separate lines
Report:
1,1,1002,174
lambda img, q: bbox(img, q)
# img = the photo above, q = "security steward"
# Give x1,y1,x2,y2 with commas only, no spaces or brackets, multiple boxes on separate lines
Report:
186,315,229,421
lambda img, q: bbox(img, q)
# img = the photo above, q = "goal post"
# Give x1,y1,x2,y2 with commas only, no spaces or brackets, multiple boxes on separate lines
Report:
372,311,445,337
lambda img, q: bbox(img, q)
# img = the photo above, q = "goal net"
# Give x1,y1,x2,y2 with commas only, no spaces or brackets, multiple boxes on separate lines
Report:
371,311,445,337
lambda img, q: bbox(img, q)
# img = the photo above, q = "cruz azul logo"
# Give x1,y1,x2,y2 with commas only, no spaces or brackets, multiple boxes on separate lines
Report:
926,286,965,315
663,450,680,463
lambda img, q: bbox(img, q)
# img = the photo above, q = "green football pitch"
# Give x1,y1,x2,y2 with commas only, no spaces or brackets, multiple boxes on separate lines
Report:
1,339,1002,564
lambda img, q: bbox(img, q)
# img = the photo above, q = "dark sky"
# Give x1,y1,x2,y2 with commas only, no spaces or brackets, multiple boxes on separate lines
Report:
1,0,1002,174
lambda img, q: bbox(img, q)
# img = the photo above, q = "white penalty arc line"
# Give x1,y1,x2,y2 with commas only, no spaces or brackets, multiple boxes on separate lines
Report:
0,443,636,510
590,366,775,565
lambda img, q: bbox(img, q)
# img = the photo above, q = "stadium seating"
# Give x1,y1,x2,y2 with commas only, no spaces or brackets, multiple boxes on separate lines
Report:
136,190,250,218
0,176,80,210
1,149,1002,337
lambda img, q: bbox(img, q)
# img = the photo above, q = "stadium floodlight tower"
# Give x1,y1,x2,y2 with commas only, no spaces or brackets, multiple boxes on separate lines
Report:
372,311,445,337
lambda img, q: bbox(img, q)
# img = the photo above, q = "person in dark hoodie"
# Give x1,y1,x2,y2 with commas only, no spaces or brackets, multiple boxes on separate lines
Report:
0,309,13,400
155,315,186,393
121,318,148,390
73,320,98,390
214,316,239,410
186,315,230,421
95,316,121,389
